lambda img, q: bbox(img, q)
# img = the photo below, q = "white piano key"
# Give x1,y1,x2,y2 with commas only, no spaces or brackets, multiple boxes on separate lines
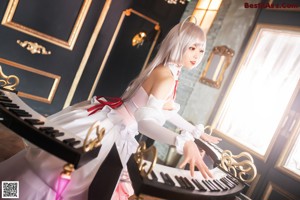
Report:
143,160,231,192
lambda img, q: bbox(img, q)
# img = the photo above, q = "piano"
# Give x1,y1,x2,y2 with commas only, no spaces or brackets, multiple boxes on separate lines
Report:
127,135,253,200
0,88,101,169
128,156,246,200
195,138,223,166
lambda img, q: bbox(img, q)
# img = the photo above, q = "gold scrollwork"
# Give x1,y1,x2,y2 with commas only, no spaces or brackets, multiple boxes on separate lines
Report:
0,66,19,91
220,150,257,183
134,141,157,177
17,40,51,55
83,121,105,152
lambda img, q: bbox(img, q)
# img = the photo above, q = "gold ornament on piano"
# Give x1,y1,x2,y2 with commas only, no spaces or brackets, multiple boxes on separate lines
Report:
219,150,257,183
62,163,75,177
83,121,105,152
17,40,51,55
134,141,157,177
0,66,19,91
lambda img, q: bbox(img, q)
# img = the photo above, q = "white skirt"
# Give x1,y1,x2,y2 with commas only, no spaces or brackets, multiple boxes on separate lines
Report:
0,100,139,200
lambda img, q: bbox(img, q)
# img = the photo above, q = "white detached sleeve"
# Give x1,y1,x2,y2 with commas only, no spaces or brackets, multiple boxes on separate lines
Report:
134,95,194,154
166,112,205,139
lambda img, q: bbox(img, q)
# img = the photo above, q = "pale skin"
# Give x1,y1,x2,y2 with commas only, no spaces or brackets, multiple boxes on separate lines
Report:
141,43,222,178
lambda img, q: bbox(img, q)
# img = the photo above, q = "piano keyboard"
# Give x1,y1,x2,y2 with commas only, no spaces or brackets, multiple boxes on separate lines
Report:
195,138,223,165
0,88,101,168
128,156,245,200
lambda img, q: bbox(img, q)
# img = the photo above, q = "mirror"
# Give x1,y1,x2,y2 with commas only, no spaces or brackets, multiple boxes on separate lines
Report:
199,45,234,89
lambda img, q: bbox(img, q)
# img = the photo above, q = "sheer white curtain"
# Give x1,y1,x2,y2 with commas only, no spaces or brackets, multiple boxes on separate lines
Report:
214,26,300,156
285,128,300,176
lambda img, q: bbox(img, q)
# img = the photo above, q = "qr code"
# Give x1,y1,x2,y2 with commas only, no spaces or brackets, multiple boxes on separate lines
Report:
2,181,19,199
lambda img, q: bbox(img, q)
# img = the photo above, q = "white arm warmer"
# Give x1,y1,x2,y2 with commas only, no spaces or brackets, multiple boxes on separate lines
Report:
135,95,177,146
134,95,195,154
165,108,205,139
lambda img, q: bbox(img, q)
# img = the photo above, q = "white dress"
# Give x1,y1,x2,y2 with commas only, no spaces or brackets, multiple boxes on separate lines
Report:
0,65,181,200
0,87,147,199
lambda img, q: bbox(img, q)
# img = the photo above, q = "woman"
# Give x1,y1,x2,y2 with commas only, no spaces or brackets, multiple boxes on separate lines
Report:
0,21,221,200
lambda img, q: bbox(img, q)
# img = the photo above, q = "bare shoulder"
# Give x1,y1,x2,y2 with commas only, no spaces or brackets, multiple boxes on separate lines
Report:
148,65,175,99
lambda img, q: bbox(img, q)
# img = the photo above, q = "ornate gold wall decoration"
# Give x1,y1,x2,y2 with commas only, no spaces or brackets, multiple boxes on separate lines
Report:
0,66,19,91
17,40,51,55
220,150,257,183
200,45,234,89
88,8,161,99
2,0,92,50
132,32,147,47
0,58,60,104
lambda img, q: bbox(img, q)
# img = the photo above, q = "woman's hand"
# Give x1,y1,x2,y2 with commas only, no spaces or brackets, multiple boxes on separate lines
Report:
200,133,222,144
178,140,213,179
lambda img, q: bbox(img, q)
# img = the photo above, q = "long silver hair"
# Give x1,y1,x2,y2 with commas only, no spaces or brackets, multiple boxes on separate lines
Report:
121,21,206,101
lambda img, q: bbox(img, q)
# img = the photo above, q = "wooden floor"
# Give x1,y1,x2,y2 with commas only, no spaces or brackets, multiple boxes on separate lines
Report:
0,123,25,162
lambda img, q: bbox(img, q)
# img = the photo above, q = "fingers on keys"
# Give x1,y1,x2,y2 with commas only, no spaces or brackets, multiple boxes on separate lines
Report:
179,158,213,179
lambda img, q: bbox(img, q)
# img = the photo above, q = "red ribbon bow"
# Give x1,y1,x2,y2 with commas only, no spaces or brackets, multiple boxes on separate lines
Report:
87,96,123,115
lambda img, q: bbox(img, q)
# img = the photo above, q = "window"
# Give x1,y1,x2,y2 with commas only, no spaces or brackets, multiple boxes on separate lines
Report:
212,24,300,159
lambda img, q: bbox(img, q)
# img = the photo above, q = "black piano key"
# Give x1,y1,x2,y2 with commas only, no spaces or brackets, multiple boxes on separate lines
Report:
24,118,45,125
192,179,207,191
150,171,158,181
159,172,169,185
9,108,32,117
41,129,60,136
49,132,64,137
226,175,239,185
63,138,80,147
0,96,12,102
213,179,228,191
0,102,19,108
68,140,80,147
201,180,213,191
223,176,235,186
39,127,54,132
63,138,75,144
202,180,219,192
160,172,174,186
207,180,221,191
179,176,189,189
45,129,59,134
183,177,195,190
165,173,175,186
175,176,187,189
224,176,237,187
220,177,230,188
220,177,235,189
